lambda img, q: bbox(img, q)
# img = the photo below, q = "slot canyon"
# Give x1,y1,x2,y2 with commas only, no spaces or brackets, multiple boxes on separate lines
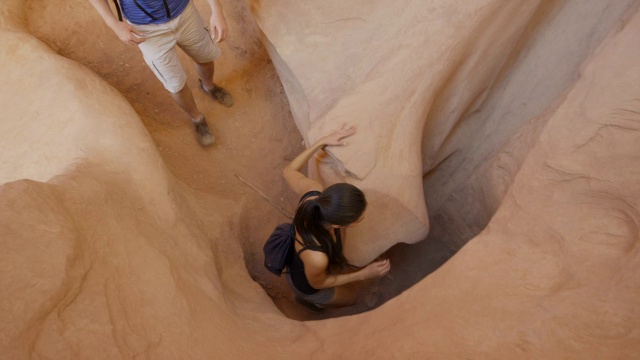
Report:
1,0,639,358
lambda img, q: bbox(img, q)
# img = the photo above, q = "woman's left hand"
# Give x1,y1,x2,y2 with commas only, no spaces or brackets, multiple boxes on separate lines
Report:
320,124,356,146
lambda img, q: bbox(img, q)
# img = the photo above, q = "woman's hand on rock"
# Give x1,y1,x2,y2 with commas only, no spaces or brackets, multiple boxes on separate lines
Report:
361,258,391,280
321,124,356,147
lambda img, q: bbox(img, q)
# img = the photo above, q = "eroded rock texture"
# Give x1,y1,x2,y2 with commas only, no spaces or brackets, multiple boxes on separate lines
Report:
1,0,639,358
253,0,639,267
1,0,303,357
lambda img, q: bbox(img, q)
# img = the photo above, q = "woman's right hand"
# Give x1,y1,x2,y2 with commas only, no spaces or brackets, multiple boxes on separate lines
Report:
360,258,391,280
319,124,356,147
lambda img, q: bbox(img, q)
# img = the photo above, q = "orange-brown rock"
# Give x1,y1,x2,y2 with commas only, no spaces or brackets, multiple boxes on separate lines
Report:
1,0,639,358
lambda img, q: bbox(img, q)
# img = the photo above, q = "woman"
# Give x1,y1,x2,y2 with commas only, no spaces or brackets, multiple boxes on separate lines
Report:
283,125,391,309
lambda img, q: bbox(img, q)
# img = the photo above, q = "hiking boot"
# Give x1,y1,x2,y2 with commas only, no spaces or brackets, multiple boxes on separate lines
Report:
199,79,234,107
192,116,215,146
295,296,325,313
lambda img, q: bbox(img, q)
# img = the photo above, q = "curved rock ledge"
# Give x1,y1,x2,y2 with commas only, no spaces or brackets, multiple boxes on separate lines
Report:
1,0,639,358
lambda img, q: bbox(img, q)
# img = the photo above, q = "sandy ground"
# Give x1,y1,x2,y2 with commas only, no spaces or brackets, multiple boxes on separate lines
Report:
25,0,310,318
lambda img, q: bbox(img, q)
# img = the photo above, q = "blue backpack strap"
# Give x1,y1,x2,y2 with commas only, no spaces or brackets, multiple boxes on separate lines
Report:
161,0,172,18
112,0,123,21
132,0,157,21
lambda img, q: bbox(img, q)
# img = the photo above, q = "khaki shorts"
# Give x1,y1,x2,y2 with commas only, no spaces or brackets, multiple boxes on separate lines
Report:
131,1,221,93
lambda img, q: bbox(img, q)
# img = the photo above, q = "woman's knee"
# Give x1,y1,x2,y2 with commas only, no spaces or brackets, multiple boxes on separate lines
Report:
327,287,358,307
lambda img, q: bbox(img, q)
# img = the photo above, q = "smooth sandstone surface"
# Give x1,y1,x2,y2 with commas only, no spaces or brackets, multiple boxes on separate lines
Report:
312,6,640,357
1,0,639,358
253,0,639,267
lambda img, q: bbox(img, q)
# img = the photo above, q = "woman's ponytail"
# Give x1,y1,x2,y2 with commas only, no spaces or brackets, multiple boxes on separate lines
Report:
294,199,336,264
293,184,366,271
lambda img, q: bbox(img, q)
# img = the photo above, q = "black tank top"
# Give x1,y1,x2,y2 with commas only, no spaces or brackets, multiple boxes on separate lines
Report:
287,191,343,295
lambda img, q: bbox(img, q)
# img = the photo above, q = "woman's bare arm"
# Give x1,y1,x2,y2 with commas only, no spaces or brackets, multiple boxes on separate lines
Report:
301,250,390,289
283,125,355,196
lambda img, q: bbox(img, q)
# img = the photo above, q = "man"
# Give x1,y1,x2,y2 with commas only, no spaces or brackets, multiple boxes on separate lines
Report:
88,0,234,146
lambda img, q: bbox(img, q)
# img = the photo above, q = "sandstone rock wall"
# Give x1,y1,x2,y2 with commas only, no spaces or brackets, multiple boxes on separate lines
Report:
0,2,307,357
1,0,638,358
423,0,639,250
309,6,640,357
252,0,640,267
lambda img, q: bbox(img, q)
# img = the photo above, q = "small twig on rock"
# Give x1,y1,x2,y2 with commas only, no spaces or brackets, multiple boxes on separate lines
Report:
234,174,293,219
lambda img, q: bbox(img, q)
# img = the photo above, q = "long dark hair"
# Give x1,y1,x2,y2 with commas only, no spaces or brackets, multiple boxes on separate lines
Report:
293,183,367,269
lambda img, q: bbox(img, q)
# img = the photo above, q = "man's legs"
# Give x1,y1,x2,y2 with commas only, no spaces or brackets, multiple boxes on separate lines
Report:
194,60,234,107
132,1,227,146
174,3,233,107
170,85,202,120
195,61,215,91
170,86,215,146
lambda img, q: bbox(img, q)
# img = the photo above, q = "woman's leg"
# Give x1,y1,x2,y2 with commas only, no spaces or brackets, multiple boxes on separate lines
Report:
322,286,357,308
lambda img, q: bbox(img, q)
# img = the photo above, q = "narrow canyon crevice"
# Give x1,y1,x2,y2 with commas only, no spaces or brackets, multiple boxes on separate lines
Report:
1,0,639,357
